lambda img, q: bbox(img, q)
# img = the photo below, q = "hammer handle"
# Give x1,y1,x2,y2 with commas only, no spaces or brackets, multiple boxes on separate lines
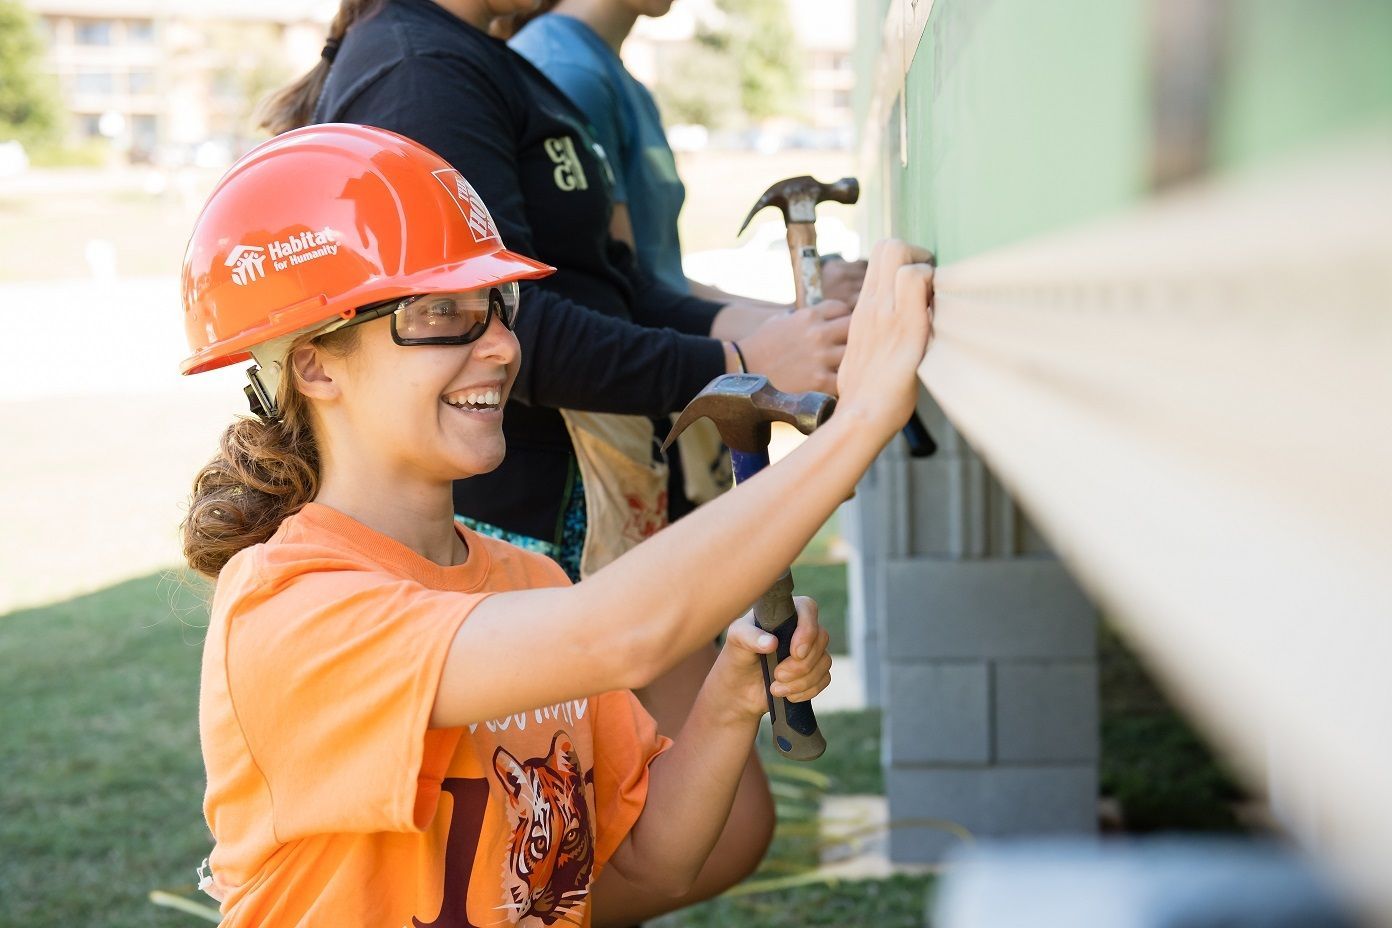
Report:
786,222,822,308
730,448,826,761
755,572,826,761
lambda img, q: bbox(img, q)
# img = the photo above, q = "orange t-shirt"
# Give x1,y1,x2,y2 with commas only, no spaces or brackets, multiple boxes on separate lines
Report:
199,502,669,927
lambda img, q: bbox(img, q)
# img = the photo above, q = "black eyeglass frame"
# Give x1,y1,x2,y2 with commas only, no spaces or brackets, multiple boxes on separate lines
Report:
336,285,519,346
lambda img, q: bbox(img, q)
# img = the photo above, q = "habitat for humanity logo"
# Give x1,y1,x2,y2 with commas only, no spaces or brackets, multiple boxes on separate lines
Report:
225,245,266,286
432,169,499,244
225,228,341,286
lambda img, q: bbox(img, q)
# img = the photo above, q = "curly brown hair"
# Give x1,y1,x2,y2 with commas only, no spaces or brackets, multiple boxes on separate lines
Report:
181,328,359,577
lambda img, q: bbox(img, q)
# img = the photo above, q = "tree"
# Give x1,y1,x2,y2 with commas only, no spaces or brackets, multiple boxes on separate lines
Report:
0,0,61,146
720,0,802,122
650,0,803,129
652,32,742,129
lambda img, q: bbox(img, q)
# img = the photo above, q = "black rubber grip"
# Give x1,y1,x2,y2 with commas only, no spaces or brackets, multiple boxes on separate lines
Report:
753,572,826,761
901,411,937,458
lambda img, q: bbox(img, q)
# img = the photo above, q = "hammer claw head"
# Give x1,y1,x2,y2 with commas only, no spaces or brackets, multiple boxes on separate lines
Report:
739,175,862,234
664,374,837,454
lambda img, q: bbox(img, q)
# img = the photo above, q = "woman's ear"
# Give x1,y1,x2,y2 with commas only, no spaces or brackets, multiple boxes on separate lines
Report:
290,343,339,402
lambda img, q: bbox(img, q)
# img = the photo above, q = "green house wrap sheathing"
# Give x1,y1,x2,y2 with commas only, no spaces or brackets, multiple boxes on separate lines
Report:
848,0,1392,906
856,0,1392,259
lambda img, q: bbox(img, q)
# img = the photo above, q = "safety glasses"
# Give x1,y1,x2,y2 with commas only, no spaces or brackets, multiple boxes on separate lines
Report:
329,281,521,346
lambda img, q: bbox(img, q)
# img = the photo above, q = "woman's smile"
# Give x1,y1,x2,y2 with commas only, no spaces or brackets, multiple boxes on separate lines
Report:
442,382,506,417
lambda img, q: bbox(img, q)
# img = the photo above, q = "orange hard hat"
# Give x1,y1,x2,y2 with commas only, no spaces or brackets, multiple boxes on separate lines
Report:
179,123,554,376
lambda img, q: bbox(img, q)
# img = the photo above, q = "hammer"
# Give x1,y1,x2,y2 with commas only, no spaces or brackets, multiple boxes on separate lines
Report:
741,175,937,458
664,373,835,761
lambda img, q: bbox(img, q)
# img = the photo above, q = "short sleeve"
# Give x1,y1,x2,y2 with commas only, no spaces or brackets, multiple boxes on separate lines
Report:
542,62,630,204
589,689,672,866
224,568,488,840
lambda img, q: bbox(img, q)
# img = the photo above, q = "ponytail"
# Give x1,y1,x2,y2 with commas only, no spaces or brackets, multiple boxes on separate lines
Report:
257,0,385,136
182,328,359,578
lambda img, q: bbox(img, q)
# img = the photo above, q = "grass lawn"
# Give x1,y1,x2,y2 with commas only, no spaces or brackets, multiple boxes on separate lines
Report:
652,874,936,928
0,174,213,282
0,551,927,926
0,572,212,927
1098,624,1245,832
789,562,849,655
0,548,1240,926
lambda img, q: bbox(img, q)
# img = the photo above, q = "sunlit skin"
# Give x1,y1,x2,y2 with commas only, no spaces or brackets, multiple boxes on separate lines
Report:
292,310,518,567
434,0,544,30
549,0,675,51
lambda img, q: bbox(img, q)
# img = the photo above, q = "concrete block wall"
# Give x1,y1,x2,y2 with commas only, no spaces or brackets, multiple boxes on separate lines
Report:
846,393,1099,863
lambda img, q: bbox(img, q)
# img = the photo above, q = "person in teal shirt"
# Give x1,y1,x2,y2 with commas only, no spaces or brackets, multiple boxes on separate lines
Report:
512,5,691,293
507,1,866,310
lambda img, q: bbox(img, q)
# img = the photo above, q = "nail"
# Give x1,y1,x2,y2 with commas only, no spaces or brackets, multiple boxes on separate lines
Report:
758,634,776,650
795,644,810,660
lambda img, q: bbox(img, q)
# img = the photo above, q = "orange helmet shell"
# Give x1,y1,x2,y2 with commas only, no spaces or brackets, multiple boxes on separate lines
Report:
180,123,554,375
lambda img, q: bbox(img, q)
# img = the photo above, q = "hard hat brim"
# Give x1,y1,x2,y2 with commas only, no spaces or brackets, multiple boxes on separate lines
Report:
180,248,555,376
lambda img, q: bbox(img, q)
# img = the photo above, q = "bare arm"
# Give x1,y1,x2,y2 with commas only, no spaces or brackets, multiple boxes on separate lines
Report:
431,241,935,729
429,408,875,728
603,600,831,896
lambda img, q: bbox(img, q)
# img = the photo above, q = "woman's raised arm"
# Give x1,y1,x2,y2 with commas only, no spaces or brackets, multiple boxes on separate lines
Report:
430,242,934,728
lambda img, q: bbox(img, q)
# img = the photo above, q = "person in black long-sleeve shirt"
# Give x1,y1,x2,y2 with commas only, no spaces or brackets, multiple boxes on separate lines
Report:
258,2,854,920
290,0,849,567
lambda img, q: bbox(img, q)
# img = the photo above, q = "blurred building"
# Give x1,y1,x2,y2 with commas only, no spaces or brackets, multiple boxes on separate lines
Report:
24,0,330,164
787,0,855,133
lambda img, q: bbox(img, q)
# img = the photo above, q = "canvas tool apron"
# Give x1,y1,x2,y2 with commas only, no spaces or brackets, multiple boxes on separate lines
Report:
559,412,731,578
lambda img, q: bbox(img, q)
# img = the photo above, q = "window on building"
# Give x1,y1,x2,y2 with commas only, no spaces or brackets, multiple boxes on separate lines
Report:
128,71,156,95
832,89,853,110
126,19,156,44
74,72,116,95
812,51,852,74
74,19,114,45
77,113,103,137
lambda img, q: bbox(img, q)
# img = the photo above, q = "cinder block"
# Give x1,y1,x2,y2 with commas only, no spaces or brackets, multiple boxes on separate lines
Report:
886,662,991,764
882,558,1096,660
905,457,967,556
994,662,1099,763
886,765,1098,863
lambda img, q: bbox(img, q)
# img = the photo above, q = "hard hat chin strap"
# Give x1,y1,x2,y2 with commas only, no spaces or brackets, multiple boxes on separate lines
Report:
244,363,280,422
245,332,301,422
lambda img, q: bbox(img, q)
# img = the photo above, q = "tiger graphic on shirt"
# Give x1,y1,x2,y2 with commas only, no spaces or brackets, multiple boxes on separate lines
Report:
492,732,596,925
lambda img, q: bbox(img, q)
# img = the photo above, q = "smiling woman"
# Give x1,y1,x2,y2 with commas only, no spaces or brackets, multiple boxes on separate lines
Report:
179,123,553,570
174,121,933,927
